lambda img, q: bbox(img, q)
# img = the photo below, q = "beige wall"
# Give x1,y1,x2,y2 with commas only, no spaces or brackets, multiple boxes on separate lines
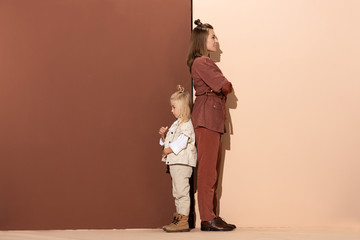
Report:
194,0,360,227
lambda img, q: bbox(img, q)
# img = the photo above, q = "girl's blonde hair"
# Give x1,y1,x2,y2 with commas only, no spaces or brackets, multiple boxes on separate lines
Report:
170,85,192,124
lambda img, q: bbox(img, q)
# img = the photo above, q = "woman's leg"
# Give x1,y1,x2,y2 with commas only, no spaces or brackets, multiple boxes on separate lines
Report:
195,128,221,221
213,136,222,215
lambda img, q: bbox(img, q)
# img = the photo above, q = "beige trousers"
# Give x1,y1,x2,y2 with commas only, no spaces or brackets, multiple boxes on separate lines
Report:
169,164,193,216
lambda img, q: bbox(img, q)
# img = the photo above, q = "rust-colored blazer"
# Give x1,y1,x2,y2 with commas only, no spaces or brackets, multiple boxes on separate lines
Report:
191,56,233,134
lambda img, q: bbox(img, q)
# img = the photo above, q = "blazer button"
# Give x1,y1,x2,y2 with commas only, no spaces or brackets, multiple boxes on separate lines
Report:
213,105,216,108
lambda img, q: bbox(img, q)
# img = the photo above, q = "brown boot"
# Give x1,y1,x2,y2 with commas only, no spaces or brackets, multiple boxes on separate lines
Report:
162,213,190,232
162,213,178,230
201,217,234,231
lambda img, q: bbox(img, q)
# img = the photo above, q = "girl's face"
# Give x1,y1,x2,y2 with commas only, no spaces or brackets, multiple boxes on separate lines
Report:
206,29,218,52
171,100,181,119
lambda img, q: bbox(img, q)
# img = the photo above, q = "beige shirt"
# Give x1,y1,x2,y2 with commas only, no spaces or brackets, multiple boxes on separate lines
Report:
161,119,197,167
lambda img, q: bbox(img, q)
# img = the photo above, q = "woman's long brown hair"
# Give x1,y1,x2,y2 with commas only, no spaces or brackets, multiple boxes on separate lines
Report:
186,19,213,70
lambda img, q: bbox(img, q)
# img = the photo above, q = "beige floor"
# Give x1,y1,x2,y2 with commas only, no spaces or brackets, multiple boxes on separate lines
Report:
1,228,360,240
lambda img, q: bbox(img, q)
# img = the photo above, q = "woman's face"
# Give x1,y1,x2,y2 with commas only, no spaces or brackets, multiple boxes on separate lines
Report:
206,29,218,52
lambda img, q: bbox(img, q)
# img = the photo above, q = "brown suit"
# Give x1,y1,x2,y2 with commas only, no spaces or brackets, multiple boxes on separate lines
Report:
191,56,233,221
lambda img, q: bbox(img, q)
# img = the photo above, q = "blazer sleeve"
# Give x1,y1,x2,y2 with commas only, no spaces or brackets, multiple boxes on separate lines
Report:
192,57,230,92
221,82,233,96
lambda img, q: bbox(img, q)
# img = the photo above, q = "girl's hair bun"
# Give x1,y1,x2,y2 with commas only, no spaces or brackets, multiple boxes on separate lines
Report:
177,85,185,93
194,19,202,26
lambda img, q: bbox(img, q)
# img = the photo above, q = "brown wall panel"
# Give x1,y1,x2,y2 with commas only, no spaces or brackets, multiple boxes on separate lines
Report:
0,0,191,230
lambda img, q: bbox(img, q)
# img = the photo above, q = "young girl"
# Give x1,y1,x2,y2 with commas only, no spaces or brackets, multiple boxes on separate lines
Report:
158,85,197,232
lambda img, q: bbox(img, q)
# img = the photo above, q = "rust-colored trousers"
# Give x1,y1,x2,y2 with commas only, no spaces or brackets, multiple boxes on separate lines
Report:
195,127,222,221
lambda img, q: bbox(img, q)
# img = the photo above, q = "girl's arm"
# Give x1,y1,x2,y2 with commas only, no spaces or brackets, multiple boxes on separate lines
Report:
168,134,189,155
162,134,189,157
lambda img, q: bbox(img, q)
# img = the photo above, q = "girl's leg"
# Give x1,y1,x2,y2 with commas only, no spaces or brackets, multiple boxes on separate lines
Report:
169,164,193,216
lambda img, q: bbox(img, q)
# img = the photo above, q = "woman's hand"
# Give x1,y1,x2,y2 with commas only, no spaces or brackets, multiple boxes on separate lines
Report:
159,126,168,142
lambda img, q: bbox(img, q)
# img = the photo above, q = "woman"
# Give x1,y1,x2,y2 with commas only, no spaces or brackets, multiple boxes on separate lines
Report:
187,19,236,231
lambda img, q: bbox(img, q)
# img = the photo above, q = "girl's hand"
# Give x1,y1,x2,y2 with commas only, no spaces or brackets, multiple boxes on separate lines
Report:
159,126,168,141
162,147,173,158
